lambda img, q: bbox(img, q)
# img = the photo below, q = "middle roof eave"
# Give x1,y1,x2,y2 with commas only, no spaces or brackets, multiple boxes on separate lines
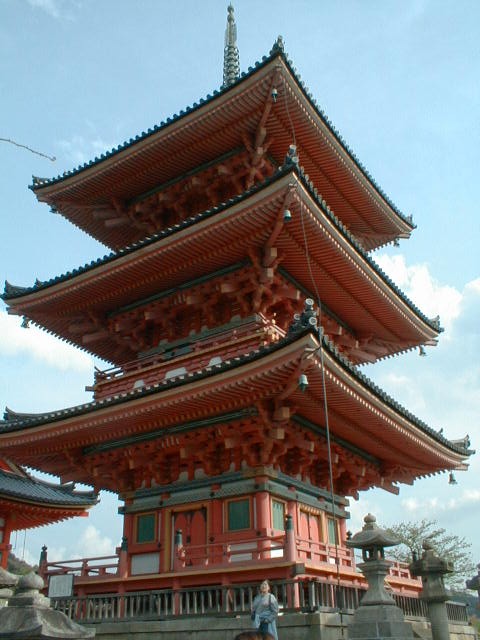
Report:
4,168,440,364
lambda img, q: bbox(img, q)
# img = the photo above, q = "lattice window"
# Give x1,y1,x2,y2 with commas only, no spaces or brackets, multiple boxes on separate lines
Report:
272,500,285,531
327,517,339,545
227,498,250,531
136,513,156,543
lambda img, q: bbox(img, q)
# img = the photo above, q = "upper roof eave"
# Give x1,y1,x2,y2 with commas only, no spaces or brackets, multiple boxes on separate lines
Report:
30,42,414,234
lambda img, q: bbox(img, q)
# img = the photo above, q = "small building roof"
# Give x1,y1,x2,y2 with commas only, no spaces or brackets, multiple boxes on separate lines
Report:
0,462,97,530
0,468,96,508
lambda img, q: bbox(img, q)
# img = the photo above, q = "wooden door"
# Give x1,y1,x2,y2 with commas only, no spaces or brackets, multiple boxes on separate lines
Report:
171,507,207,568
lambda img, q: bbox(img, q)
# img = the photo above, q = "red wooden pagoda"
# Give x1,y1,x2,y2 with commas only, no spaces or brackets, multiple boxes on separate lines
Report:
0,9,471,597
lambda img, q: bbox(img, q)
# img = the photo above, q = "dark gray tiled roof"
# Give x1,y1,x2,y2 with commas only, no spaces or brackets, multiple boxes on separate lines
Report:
0,468,97,506
0,328,470,458
3,165,441,335
29,40,411,229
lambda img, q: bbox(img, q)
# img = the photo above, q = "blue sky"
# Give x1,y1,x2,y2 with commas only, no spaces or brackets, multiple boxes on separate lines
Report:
1,0,479,569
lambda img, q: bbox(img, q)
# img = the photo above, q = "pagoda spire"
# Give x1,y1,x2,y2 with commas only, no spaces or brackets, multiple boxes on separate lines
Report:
223,4,240,87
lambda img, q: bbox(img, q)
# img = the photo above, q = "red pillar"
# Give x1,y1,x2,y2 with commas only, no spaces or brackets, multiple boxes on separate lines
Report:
285,514,296,563
210,494,223,565
0,515,12,569
117,536,129,578
255,489,270,561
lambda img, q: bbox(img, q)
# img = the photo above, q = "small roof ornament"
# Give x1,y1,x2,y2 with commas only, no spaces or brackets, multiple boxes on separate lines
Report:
270,35,285,55
223,4,240,88
346,513,399,562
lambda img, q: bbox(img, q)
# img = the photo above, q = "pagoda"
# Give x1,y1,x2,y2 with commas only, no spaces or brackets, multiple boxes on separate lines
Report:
0,7,471,596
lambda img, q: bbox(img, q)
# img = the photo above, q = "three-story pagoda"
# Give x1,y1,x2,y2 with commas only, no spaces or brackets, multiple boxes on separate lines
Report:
0,8,471,595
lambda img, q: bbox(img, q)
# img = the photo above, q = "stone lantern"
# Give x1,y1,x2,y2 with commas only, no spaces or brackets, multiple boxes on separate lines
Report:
346,513,413,639
0,567,18,609
0,571,95,639
466,563,480,608
409,539,454,640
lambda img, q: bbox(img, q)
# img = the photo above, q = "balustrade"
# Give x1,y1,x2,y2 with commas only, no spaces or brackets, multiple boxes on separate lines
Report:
50,578,469,625
39,537,412,582
39,554,119,579
92,317,283,400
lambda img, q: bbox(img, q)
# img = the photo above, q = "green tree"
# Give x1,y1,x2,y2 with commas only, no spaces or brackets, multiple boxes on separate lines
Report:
385,519,475,590
7,552,36,575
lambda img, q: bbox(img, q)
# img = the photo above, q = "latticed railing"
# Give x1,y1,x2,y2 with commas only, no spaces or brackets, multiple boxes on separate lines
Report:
50,578,469,625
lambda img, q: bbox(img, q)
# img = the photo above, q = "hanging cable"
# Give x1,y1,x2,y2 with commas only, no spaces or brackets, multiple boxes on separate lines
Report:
299,194,345,636
0,137,56,161
280,74,345,633
22,529,27,561
282,78,297,149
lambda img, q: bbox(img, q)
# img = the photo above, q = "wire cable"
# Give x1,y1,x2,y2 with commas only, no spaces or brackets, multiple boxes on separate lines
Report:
299,191,345,636
0,137,56,161
280,75,345,631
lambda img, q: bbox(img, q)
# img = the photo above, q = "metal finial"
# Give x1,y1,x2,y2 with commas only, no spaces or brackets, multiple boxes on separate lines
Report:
223,4,240,87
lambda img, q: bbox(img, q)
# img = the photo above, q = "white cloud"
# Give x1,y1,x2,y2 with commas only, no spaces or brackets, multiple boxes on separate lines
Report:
465,278,480,295
23,526,114,566
27,0,82,20
27,0,62,19
401,489,480,516
77,525,115,558
0,311,92,373
375,253,462,335
57,135,116,166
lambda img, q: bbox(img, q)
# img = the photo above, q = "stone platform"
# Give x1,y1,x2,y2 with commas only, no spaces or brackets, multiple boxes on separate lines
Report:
84,611,477,640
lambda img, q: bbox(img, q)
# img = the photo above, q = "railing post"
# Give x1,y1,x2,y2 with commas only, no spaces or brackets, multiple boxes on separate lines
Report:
172,579,181,615
38,545,48,580
285,514,296,563
307,579,316,611
284,578,300,610
80,560,89,577
117,536,129,578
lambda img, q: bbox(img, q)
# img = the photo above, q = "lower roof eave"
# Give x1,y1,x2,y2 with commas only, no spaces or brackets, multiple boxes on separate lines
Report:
0,331,470,481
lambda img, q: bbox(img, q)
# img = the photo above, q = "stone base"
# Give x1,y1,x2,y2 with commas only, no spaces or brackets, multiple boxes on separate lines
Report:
348,604,414,639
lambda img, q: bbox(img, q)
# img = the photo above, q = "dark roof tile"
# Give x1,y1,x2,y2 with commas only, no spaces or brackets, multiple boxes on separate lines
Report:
3,166,440,334
0,329,468,457
29,47,412,229
0,468,97,506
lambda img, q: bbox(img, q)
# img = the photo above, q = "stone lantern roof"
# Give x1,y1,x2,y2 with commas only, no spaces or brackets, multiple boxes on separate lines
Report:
346,513,399,562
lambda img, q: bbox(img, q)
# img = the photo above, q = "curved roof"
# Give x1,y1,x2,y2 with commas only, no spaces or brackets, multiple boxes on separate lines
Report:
0,469,96,507
3,167,440,366
0,463,97,531
30,41,413,252
0,330,471,495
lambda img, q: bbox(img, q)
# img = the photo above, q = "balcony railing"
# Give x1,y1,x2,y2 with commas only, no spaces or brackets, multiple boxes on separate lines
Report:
39,536,416,583
92,316,282,400
40,555,119,578
50,578,469,625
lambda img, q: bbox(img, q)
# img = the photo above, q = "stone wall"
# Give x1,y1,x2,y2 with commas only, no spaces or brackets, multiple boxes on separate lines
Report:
87,611,477,640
